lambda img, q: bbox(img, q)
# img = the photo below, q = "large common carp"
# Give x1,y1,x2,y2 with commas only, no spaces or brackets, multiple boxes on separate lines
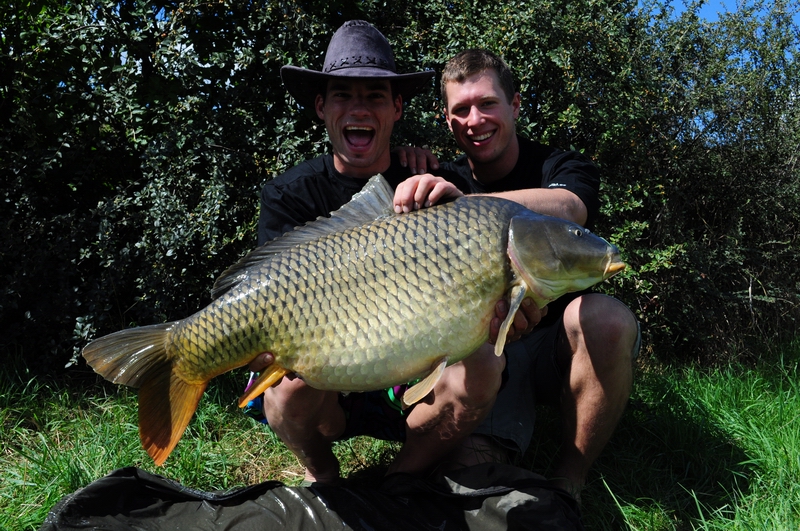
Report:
83,175,625,466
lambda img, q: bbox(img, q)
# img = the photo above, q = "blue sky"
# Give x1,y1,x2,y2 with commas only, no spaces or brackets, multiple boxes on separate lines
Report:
669,0,800,24
666,0,746,21
691,0,739,21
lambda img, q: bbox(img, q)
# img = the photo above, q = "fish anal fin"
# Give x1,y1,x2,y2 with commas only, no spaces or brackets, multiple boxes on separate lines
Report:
494,282,529,356
138,369,207,466
237,365,290,408
402,357,448,409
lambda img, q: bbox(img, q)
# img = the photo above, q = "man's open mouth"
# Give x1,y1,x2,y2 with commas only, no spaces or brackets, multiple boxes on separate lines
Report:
345,126,375,148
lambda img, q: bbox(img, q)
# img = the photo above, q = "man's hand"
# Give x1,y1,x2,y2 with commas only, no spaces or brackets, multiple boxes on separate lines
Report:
393,145,440,175
488,298,547,345
394,174,465,213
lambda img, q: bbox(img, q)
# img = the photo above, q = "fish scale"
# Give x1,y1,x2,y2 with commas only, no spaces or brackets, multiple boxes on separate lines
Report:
82,175,624,465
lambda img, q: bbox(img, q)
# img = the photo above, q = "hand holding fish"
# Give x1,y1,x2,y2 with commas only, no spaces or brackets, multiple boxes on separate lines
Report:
491,298,546,345
248,352,280,375
393,174,464,213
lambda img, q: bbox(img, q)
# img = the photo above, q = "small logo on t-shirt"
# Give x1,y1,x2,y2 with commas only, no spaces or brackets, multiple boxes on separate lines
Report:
548,183,567,188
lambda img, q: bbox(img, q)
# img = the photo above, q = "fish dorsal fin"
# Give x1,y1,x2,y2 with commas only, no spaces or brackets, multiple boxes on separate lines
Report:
494,282,529,356
402,357,448,408
212,174,396,299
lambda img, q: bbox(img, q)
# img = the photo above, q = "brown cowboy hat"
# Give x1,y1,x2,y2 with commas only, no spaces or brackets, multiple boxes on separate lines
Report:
280,20,434,109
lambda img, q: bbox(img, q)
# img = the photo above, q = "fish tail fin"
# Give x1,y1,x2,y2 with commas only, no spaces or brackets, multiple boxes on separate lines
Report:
139,369,207,466
82,323,176,387
82,323,206,465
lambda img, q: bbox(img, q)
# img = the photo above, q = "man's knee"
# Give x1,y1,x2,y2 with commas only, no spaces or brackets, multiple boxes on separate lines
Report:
262,377,331,424
565,294,639,364
444,344,506,406
405,346,504,437
596,298,638,361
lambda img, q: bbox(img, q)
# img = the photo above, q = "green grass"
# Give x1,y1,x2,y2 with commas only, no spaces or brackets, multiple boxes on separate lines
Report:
568,348,800,530
2,344,799,531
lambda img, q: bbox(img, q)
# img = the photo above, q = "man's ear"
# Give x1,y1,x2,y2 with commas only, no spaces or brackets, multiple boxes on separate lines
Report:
315,94,325,120
512,92,521,119
394,94,403,121
444,110,454,132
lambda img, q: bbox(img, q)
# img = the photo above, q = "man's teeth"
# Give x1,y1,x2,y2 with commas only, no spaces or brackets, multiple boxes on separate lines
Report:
471,132,492,141
346,126,373,131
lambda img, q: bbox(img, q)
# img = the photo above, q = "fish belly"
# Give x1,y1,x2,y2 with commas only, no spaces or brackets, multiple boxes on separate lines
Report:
172,199,521,392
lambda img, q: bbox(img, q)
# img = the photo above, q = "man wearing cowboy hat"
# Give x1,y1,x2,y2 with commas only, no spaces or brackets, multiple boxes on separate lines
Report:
246,20,543,485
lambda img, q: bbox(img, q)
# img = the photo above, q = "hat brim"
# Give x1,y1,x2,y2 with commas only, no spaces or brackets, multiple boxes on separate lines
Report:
281,65,434,110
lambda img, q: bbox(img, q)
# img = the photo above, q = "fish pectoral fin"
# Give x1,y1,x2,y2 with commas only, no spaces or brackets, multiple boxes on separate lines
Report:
237,365,290,408
138,369,207,466
402,357,448,409
494,282,529,356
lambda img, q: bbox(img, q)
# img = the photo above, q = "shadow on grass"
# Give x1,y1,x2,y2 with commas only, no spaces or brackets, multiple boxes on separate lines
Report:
520,368,751,530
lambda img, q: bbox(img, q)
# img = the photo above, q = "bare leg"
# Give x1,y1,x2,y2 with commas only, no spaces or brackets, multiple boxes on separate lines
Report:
387,343,505,476
261,376,346,483
551,294,638,501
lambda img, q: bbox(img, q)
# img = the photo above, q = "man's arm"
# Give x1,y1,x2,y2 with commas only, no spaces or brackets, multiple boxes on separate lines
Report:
477,142,599,227
392,172,588,225
486,188,589,225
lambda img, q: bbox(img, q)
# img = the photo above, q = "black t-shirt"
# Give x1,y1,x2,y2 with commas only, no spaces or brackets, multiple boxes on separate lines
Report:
257,153,472,245
442,135,601,229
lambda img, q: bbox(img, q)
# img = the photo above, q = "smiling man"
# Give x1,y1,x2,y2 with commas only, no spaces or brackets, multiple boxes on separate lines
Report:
256,22,447,245
316,78,400,177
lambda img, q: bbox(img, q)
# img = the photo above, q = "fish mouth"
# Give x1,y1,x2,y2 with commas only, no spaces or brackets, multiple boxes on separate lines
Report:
604,258,626,278
344,125,375,149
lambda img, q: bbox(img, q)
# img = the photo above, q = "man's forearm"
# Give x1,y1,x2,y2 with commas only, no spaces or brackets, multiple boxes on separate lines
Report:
483,188,589,225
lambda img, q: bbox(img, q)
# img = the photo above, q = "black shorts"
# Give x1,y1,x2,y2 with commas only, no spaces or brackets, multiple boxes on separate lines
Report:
471,313,566,457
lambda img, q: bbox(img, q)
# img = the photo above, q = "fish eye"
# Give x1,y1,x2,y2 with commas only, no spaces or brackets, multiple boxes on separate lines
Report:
571,228,583,237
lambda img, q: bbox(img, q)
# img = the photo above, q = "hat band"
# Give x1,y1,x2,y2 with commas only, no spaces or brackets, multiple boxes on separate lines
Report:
325,55,393,74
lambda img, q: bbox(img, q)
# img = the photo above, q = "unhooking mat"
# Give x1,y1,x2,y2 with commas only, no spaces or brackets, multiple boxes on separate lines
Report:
39,462,583,530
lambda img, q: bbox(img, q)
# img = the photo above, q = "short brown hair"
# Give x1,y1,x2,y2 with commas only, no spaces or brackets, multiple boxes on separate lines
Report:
440,49,516,110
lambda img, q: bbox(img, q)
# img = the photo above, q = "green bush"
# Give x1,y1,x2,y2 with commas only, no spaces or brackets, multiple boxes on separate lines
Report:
1,0,798,372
